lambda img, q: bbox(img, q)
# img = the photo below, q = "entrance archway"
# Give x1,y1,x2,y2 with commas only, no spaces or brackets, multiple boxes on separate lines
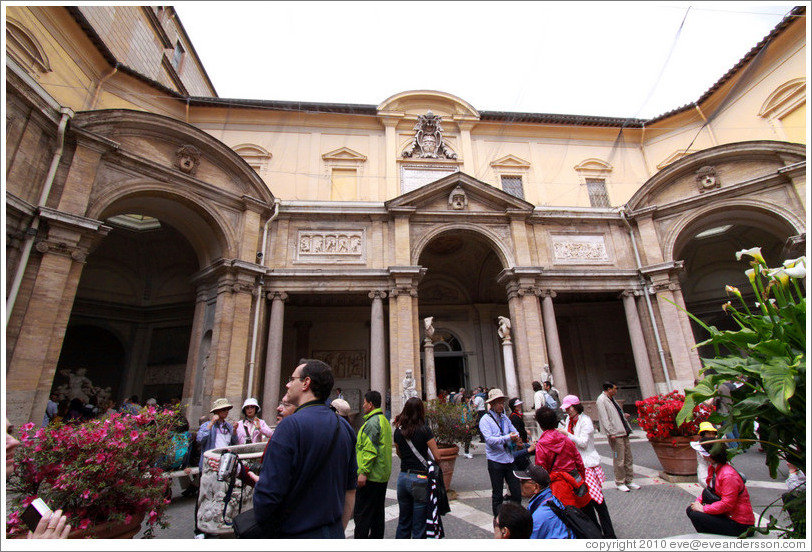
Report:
57,215,198,405
417,229,508,392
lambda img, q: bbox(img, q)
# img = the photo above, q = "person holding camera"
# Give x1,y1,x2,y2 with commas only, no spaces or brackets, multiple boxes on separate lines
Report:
194,398,237,538
6,418,70,539
686,442,754,536
235,398,272,445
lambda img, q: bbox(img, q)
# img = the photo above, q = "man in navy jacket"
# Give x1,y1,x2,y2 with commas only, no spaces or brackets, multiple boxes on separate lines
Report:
253,358,357,538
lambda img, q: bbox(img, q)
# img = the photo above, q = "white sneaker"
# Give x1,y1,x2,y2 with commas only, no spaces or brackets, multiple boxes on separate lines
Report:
627,483,641,490
464,453,473,459
616,484,630,492
194,534,206,539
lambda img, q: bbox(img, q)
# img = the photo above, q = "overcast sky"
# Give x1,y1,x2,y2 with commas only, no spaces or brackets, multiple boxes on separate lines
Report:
175,1,796,119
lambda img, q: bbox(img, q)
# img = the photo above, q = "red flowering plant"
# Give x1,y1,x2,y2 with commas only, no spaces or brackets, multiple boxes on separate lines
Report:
635,391,715,441
6,407,177,538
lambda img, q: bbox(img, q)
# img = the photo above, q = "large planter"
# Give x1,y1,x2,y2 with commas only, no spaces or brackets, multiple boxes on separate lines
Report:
649,436,699,476
198,442,266,535
436,444,459,490
68,511,145,539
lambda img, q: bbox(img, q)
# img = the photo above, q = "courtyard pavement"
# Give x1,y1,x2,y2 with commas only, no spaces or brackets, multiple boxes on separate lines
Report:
137,428,793,541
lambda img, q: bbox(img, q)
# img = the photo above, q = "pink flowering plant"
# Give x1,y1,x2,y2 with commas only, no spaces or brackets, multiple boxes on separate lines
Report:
635,391,714,441
6,407,177,538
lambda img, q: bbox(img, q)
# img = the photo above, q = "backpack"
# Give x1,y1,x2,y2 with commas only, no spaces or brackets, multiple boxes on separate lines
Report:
545,501,603,539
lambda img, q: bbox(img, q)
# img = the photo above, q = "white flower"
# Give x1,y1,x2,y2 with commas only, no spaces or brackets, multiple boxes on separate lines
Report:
735,247,764,263
784,264,806,279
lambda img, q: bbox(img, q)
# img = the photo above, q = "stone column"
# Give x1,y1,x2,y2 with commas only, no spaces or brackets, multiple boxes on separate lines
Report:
423,336,437,401
621,290,657,399
388,285,418,417
497,318,519,399
540,290,567,396
262,291,288,410
379,115,403,198
652,282,697,392
369,291,387,395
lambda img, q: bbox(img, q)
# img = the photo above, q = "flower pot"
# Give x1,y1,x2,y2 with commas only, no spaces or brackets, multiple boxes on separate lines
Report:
436,444,459,490
648,436,699,476
68,511,145,539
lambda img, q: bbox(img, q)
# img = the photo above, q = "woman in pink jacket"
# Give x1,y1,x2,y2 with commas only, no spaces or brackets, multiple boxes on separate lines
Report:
234,397,273,445
686,442,755,536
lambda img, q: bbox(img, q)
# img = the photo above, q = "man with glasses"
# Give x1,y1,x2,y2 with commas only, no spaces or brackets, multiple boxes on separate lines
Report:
253,359,357,538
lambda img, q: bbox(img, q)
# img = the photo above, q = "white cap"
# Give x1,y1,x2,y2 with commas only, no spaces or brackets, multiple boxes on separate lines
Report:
242,397,261,413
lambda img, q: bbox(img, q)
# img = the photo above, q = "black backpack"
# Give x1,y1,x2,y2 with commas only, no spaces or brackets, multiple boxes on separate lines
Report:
545,501,603,539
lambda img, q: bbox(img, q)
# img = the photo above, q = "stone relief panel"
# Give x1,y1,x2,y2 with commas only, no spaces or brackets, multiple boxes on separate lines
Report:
295,229,366,263
550,234,610,264
312,350,367,379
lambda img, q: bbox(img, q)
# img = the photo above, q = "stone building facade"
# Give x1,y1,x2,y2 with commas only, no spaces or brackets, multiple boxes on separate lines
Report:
5,6,807,427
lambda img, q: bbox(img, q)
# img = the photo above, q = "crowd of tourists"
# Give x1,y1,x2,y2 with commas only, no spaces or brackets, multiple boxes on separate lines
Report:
7,362,765,541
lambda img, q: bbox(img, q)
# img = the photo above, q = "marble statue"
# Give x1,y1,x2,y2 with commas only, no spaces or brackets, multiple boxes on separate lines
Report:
497,316,511,341
424,316,435,340
402,369,418,401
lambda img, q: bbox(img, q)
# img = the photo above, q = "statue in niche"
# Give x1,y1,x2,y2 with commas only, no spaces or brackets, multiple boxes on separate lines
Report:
402,369,418,401
695,165,720,192
423,316,435,341
541,363,552,386
175,144,201,174
497,316,511,341
402,111,457,159
448,185,468,210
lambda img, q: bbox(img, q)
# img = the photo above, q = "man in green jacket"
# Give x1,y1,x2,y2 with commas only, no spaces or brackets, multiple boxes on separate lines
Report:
353,390,392,538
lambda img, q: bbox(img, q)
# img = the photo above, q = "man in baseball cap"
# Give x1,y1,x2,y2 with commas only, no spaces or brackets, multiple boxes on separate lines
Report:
514,464,573,539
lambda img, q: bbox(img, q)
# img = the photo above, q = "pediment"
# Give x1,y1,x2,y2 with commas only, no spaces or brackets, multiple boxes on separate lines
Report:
322,147,367,162
386,171,533,213
574,158,613,172
490,155,531,169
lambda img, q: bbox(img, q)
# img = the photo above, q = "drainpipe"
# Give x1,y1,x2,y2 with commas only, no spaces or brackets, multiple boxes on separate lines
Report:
246,198,281,397
7,107,74,325
619,208,673,391
88,63,119,110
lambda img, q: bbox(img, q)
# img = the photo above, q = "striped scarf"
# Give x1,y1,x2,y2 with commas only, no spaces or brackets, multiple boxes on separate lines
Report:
425,461,445,539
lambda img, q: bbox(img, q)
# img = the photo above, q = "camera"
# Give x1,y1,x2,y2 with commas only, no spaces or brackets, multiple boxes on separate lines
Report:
217,450,239,482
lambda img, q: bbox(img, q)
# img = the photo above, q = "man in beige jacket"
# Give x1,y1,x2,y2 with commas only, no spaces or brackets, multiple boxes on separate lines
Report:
596,381,639,492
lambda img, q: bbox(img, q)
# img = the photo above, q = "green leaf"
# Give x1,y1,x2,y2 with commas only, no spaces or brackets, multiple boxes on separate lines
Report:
760,358,798,414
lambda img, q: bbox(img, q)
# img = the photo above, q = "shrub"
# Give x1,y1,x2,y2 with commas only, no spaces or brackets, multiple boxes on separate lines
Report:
635,391,714,441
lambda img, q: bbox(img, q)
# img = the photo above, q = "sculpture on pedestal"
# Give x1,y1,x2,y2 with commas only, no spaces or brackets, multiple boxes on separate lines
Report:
402,369,418,402
497,316,511,341
424,316,435,341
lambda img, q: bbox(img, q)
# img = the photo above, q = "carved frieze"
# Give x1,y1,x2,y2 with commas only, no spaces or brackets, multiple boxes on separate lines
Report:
296,229,365,263
312,350,367,379
551,235,610,263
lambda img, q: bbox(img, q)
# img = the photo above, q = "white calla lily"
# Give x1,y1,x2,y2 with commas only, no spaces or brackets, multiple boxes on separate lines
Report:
735,247,764,263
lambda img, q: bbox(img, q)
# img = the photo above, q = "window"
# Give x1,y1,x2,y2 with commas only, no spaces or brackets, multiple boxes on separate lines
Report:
500,175,524,199
171,41,185,70
331,168,357,200
586,178,610,208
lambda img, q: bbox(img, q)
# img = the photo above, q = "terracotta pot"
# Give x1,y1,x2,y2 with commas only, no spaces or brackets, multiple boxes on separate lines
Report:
436,444,459,490
68,511,145,539
649,436,699,476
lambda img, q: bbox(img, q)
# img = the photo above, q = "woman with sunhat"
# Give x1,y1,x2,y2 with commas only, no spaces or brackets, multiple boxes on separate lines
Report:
235,397,273,445
196,397,237,471
690,421,717,488
557,394,617,538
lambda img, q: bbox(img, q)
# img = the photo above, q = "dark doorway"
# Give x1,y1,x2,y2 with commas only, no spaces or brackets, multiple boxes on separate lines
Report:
435,355,465,393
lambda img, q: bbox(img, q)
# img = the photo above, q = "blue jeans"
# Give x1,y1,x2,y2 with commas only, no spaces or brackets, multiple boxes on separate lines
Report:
396,471,428,538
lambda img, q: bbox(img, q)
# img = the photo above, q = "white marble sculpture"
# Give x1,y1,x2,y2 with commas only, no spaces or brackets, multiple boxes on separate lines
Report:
497,316,511,341
423,316,435,340
402,369,418,401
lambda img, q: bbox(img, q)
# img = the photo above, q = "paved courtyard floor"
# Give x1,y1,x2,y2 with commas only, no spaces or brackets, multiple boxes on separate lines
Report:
137,428,794,541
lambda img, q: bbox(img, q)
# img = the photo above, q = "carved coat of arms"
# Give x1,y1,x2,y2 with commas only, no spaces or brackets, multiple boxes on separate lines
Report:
402,111,457,159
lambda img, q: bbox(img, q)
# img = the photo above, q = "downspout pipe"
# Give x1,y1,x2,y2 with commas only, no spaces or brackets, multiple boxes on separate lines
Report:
619,208,673,391
246,198,281,398
6,107,74,325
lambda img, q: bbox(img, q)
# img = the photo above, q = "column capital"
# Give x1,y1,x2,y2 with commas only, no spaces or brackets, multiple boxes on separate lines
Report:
390,286,417,298
539,289,557,299
267,291,289,301
368,290,388,300
651,282,680,293
620,289,641,298
517,285,541,298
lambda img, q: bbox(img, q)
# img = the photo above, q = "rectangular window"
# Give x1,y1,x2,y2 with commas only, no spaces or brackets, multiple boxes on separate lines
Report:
501,175,524,199
331,168,357,200
586,178,610,207
172,42,185,70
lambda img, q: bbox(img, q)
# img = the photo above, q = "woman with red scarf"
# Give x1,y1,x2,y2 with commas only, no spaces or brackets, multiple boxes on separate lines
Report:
558,395,617,538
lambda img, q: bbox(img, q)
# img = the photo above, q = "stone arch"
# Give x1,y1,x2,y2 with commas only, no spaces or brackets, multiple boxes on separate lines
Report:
377,90,480,119
87,184,233,267
758,78,806,118
663,199,803,264
412,224,514,268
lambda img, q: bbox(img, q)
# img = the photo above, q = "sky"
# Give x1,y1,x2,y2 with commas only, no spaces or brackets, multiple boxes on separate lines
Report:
173,1,798,119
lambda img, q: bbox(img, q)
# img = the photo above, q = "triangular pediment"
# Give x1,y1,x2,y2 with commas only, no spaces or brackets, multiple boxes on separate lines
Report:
490,155,531,169
322,147,367,162
385,171,533,213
